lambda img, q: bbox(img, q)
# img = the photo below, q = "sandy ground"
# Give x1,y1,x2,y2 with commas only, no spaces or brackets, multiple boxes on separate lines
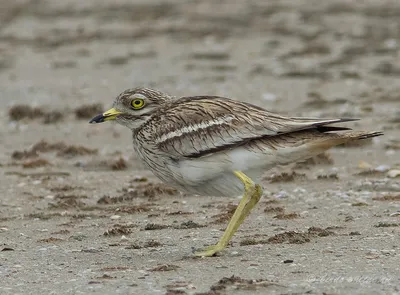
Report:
1,0,400,294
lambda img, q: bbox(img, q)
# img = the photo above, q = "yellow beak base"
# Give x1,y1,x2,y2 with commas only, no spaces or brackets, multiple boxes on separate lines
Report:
89,108,122,123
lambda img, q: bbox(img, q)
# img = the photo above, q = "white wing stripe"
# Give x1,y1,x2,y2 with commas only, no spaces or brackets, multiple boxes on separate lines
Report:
155,115,234,144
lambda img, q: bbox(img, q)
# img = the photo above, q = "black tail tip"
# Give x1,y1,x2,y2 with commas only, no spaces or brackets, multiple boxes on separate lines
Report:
360,131,384,139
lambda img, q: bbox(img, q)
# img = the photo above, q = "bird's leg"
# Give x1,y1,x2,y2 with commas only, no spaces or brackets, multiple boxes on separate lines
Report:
195,170,262,257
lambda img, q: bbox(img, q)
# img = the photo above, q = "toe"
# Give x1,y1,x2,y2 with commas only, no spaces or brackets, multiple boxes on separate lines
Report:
194,245,223,257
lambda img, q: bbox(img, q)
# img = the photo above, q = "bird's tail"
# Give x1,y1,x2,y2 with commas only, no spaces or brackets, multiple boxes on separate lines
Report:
309,130,383,151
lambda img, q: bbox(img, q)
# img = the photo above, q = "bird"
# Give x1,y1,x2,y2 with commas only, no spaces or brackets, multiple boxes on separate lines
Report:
89,87,383,257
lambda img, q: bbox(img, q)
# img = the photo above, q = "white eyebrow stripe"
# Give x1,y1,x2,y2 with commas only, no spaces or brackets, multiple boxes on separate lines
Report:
156,115,234,144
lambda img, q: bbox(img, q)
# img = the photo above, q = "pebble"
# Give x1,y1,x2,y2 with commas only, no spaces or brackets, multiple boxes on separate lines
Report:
293,187,306,194
386,150,395,156
359,161,372,169
381,249,395,255
216,265,228,268
384,38,398,49
375,165,390,172
262,92,277,102
387,169,400,178
274,190,289,199
110,215,121,220
229,251,241,257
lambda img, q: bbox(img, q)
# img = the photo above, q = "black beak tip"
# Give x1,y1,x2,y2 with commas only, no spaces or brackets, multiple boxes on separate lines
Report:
89,114,105,124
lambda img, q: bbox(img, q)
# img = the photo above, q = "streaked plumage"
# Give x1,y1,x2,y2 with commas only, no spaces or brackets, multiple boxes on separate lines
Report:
90,87,383,256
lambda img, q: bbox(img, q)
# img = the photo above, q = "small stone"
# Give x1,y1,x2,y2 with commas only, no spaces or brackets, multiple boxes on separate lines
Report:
384,38,397,49
229,251,241,257
216,265,228,269
349,231,361,236
110,215,121,220
274,191,289,199
121,235,129,241
1,247,14,251
375,165,390,172
359,161,372,169
262,93,277,102
387,169,400,178
380,250,395,256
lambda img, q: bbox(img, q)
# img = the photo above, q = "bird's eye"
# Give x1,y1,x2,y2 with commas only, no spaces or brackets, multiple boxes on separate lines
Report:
131,98,145,110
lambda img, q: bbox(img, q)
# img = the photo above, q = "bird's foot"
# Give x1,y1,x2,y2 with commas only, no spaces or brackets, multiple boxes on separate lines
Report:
194,243,225,257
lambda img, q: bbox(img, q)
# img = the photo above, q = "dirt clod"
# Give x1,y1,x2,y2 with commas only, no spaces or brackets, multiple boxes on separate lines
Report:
212,203,237,224
98,183,178,204
267,171,307,183
56,145,97,158
150,264,180,272
267,227,335,244
144,223,169,230
374,222,399,228
100,266,130,271
126,240,162,249
12,140,97,160
38,237,64,243
114,205,152,213
240,238,268,246
49,194,87,209
264,206,285,214
207,275,277,292
175,220,205,229
22,158,50,168
273,212,300,220
110,157,128,170
267,231,311,244
9,105,44,120
372,194,400,201
74,104,103,119
104,225,132,236
8,105,64,123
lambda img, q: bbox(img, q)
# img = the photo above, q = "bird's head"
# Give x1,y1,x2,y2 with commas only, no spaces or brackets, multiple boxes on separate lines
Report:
89,87,173,130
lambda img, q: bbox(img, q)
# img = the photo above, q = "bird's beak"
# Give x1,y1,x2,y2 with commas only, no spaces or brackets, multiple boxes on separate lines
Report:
89,108,122,124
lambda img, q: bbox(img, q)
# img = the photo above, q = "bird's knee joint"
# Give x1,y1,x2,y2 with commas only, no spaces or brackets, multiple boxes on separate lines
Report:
233,170,261,193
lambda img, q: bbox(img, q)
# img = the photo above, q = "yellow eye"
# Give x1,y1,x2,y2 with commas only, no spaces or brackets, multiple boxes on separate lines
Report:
131,98,145,109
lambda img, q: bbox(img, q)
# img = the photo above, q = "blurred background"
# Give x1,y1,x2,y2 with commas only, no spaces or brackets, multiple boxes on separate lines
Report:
1,0,400,109
0,1,399,294
1,0,399,158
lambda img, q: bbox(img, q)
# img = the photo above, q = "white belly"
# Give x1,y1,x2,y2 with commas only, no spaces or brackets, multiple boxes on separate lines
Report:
166,148,273,196
166,143,324,197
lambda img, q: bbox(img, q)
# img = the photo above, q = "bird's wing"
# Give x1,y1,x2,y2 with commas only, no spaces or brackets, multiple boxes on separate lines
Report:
142,96,356,159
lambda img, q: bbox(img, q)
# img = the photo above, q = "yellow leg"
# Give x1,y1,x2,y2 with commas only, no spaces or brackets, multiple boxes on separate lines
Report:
195,171,262,257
